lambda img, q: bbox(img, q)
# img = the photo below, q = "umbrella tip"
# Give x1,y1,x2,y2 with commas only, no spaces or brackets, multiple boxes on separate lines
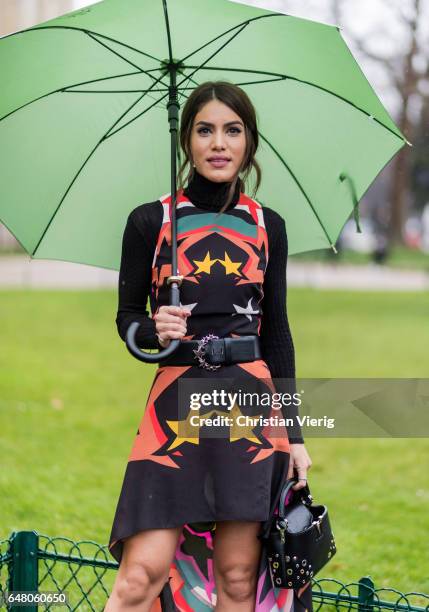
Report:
330,244,338,254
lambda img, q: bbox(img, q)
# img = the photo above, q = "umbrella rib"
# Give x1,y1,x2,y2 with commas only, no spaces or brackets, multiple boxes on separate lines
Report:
258,132,336,249
179,13,284,63
142,68,283,104
161,0,202,104
82,31,169,100
162,0,174,63
12,25,162,63
104,23,249,140
174,7,404,144
182,65,404,143
7,25,174,101
60,79,283,94
61,70,143,90
85,31,154,74
64,88,170,94
31,71,171,257
0,26,172,125
183,65,287,79
15,23,209,113
0,70,144,124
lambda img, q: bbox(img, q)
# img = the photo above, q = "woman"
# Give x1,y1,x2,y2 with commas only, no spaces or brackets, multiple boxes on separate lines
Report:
106,81,313,612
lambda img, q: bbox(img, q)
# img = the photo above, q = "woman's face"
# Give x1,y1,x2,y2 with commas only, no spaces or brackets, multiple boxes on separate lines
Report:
189,99,246,183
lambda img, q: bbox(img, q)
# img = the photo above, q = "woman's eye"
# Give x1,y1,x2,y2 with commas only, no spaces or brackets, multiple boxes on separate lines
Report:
197,127,242,135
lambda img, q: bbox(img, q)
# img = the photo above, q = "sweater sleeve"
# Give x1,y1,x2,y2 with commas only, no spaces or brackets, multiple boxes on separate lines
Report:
116,202,163,349
259,211,305,444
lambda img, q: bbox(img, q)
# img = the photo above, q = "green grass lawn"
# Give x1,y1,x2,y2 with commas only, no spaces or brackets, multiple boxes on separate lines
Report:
290,245,429,271
0,289,428,606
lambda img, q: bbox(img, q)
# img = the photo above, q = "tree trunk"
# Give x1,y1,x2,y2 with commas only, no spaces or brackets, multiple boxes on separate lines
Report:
387,104,412,245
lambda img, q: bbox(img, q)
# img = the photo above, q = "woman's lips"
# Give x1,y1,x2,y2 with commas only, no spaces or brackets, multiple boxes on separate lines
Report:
208,158,230,168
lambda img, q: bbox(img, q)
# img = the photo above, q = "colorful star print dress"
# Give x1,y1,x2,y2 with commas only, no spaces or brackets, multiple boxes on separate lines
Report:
108,189,313,611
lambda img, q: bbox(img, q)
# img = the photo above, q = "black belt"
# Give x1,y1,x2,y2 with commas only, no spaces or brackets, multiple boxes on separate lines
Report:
158,334,261,371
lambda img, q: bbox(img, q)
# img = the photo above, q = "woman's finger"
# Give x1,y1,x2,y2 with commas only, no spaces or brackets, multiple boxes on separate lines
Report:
156,320,187,331
286,458,295,482
156,313,189,327
154,313,188,328
160,306,191,318
155,322,186,334
157,329,187,342
292,466,308,491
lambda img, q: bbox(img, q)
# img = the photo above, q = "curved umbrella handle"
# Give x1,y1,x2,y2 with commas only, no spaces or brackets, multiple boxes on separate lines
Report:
125,320,181,363
125,276,183,363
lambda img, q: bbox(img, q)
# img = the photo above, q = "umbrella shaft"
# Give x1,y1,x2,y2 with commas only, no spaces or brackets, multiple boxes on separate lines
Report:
167,68,180,307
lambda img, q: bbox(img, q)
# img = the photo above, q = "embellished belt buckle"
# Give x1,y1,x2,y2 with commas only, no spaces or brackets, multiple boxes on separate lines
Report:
193,333,223,371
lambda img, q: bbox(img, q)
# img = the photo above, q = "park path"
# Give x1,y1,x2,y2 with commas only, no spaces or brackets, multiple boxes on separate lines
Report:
0,255,428,291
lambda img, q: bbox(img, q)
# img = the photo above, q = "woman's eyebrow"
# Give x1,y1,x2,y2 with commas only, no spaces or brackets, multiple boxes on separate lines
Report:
195,120,244,127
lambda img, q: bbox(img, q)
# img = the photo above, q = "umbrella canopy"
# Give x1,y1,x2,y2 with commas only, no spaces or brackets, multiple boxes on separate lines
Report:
0,0,407,269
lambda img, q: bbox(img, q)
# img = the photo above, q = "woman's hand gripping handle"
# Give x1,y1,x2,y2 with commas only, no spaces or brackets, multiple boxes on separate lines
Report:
154,305,192,348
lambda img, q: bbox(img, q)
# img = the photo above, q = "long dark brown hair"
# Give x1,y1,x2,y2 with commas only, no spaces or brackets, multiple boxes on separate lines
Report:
177,81,262,215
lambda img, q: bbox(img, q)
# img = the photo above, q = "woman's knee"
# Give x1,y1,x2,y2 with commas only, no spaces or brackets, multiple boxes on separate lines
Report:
112,527,182,607
217,563,257,602
115,561,167,606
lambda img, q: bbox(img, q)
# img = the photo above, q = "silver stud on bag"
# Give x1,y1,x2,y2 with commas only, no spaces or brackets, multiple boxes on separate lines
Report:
287,569,292,575
285,555,290,562
276,578,282,585
300,569,304,574
292,555,297,561
302,559,307,566
288,581,293,587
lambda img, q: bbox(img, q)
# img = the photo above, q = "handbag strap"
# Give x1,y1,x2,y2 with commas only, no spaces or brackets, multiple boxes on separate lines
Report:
278,478,313,519
257,477,314,541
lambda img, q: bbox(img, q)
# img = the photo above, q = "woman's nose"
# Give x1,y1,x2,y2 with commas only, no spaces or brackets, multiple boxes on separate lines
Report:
212,130,226,150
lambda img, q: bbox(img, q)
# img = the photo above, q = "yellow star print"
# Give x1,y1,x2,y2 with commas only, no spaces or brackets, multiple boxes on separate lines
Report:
218,251,242,276
229,400,264,444
166,407,200,450
166,402,265,449
193,251,217,274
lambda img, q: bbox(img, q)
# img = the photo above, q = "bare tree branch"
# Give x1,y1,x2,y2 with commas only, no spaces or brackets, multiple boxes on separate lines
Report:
387,2,416,29
350,35,406,92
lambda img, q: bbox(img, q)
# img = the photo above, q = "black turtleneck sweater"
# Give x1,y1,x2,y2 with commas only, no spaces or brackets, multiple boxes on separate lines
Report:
116,170,304,444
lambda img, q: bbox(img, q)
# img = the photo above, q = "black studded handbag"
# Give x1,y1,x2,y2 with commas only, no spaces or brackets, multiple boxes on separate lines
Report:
258,477,337,589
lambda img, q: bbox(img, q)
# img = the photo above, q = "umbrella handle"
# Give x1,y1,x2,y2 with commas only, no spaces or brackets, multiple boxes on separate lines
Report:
125,280,183,363
125,320,181,363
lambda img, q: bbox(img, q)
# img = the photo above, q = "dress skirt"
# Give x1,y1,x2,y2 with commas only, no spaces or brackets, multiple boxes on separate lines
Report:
108,357,313,611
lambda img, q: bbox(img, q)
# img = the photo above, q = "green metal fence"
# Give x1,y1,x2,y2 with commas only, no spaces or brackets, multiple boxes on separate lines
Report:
1,531,428,611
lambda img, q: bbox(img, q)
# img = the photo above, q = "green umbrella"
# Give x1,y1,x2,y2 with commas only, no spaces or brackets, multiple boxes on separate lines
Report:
0,0,407,362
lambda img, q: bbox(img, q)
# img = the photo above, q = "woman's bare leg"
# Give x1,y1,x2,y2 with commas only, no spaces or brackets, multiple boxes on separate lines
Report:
213,520,262,612
104,525,183,612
